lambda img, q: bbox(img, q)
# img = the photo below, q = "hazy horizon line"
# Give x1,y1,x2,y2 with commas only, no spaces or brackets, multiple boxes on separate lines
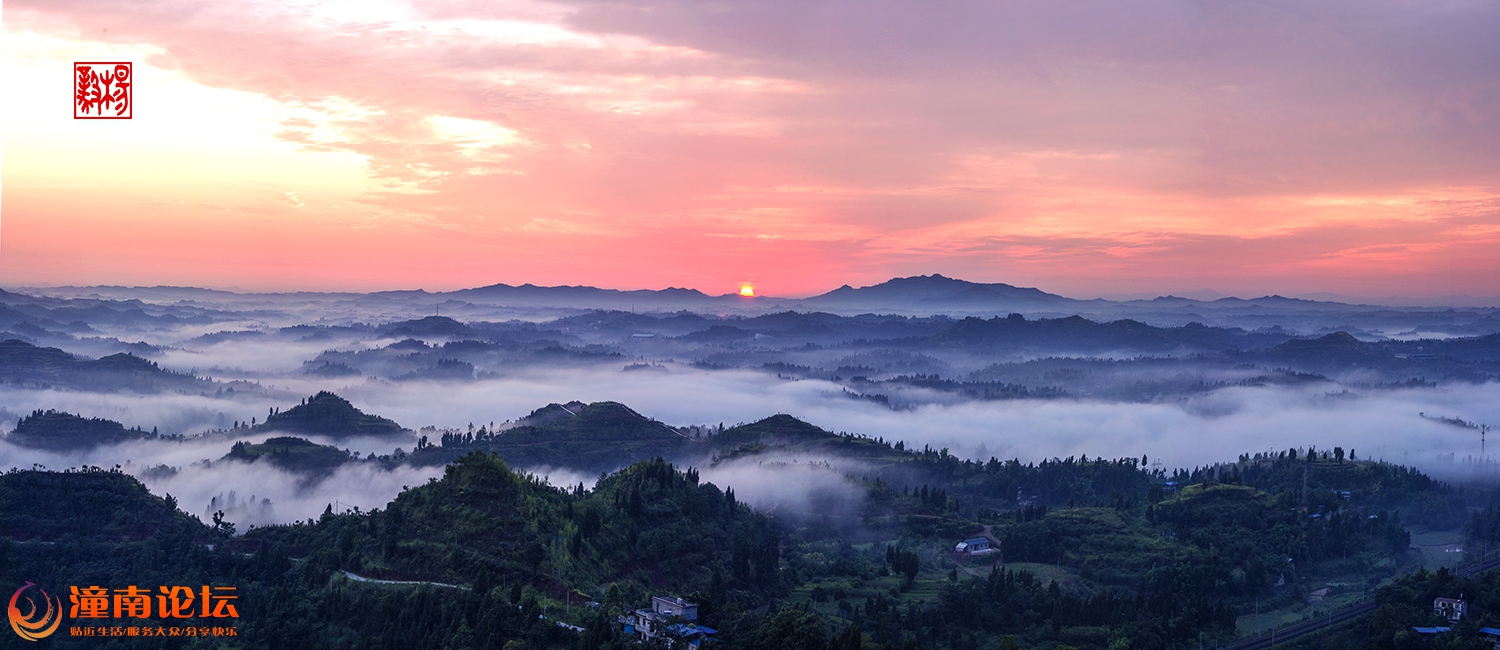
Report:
5,275,1500,310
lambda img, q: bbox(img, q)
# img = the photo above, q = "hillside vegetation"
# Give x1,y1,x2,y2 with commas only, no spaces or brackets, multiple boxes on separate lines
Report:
6,409,157,450
255,391,405,438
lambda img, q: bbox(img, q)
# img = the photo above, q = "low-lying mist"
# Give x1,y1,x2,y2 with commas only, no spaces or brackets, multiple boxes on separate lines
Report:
700,456,868,523
0,432,439,528
4,363,1498,529
333,366,1500,476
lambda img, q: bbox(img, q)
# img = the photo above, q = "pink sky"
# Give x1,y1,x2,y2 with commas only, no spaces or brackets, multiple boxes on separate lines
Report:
2,0,1498,300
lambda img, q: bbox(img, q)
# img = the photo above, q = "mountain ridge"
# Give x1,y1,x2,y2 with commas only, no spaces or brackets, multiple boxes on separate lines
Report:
18,275,1497,317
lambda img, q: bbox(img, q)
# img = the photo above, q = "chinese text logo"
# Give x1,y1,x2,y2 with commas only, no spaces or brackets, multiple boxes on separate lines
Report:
75,62,132,119
8,582,239,641
8,582,62,642
68,585,238,619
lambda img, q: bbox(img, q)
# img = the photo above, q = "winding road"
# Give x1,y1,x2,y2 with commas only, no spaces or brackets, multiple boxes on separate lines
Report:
340,570,471,591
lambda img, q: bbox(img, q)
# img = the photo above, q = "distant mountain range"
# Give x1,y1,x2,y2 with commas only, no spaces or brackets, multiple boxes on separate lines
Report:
386,274,1488,315
0,339,211,393
22,274,1499,316
436,274,1092,314
794,274,1087,312
9,275,1500,347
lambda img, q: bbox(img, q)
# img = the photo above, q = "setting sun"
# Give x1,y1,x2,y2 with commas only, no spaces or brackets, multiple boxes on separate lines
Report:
739,286,755,297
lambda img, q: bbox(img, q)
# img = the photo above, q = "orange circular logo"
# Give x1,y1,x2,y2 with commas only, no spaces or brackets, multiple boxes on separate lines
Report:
8,582,62,641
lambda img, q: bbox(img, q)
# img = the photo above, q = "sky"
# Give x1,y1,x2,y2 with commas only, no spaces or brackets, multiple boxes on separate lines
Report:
2,0,1499,300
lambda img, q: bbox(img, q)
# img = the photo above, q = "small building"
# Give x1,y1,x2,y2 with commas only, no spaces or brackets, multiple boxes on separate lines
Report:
652,596,698,621
1478,627,1500,648
954,537,994,554
620,596,715,648
1435,596,1468,622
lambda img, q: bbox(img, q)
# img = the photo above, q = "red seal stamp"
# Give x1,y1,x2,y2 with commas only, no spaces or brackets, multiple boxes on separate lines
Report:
75,62,132,119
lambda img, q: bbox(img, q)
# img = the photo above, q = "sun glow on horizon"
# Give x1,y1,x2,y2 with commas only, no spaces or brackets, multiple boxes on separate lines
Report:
2,3,1498,299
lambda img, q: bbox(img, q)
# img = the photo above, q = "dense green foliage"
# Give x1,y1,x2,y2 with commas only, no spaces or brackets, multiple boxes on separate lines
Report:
221,437,358,476
0,427,1490,650
0,466,191,541
1283,566,1500,650
0,338,211,393
1185,450,1467,530
0,455,790,649
408,402,688,473
8,409,156,450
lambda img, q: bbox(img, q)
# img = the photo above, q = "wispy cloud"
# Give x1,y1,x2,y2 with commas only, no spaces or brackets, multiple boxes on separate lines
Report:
2,0,1498,297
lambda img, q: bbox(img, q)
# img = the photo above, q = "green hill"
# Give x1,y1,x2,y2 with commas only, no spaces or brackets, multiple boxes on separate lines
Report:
0,338,209,392
1259,330,1390,367
710,414,912,467
408,401,691,473
0,455,782,649
221,436,357,476
0,467,202,541
257,453,779,590
257,391,405,438
6,409,154,450
0,445,1474,650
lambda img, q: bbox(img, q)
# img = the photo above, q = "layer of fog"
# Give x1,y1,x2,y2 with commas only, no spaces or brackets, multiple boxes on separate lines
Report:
153,335,405,377
348,367,1500,483
0,432,440,529
0,388,293,436
5,363,1499,529
330,366,1500,481
700,456,868,522
6,363,1499,475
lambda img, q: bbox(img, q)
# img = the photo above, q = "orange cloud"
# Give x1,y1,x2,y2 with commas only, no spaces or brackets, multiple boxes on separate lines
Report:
2,0,1498,300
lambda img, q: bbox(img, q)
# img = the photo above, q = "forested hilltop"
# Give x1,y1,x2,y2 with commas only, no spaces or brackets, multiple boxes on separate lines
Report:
2,438,1493,650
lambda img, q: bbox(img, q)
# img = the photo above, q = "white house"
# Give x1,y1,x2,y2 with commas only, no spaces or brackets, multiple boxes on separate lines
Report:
1435,596,1468,622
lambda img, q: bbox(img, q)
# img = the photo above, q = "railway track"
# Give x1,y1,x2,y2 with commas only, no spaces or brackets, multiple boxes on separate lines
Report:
1223,553,1500,650
1223,601,1375,650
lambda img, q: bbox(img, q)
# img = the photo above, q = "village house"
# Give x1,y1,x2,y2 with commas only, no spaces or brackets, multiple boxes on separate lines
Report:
954,537,994,554
620,595,717,647
1412,624,1500,648
1435,596,1468,622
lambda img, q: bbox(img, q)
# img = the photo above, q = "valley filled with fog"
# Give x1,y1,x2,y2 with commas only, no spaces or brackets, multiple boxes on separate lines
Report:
3,275,1498,528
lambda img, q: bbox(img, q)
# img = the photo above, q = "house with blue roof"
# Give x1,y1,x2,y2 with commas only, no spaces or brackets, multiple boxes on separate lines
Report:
954,537,994,554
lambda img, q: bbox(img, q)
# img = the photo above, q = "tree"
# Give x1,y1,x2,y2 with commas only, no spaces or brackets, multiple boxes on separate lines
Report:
752,603,826,650
211,510,236,538
829,624,863,650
